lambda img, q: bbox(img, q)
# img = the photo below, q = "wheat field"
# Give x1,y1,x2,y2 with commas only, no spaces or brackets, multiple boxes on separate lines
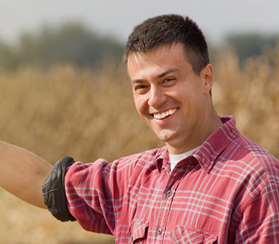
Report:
0,46,278,243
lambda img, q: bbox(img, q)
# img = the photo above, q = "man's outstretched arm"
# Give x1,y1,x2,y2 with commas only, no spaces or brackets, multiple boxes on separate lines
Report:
0,140,53,209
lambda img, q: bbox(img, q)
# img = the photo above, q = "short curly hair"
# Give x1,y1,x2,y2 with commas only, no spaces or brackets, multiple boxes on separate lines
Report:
123,14,210,75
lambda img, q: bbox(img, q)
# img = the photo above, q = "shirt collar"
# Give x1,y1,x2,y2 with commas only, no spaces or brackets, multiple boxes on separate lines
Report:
193,116,240,173
154,116,240,173
154,146,169,172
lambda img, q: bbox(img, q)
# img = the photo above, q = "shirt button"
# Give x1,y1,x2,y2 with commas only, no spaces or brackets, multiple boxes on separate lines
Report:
157,228,162,235
166,190,172,197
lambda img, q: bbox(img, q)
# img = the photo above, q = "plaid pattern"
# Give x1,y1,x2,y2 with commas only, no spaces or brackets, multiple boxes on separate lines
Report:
65,116,279,243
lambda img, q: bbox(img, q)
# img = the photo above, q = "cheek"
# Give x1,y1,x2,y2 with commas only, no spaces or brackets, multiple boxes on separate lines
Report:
134,96,145,115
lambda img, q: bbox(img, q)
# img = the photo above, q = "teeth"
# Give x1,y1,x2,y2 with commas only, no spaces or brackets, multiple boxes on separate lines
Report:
153,108,177,119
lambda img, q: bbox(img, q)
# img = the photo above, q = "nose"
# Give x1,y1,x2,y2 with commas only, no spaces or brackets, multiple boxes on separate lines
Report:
147,85,167,108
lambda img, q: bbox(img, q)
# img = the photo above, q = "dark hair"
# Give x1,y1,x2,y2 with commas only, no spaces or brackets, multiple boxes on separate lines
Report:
123,14,210,75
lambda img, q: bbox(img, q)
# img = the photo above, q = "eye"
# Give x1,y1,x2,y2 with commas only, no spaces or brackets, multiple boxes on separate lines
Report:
135,85,147,90
163,78,176,84
165,78,173,82
133,84,149,94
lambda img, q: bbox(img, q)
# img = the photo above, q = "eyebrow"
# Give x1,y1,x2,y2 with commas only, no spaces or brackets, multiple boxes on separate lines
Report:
157,68,180,78
131,68,180,84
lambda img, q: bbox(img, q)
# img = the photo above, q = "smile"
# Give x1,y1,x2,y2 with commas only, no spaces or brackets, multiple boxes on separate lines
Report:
152,108,178,120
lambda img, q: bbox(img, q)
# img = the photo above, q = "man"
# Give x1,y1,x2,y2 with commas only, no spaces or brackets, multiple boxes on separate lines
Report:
1,14,279,243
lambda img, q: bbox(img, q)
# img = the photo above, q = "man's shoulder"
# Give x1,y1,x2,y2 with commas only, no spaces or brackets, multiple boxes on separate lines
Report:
233,134,279,181
235,134,277,160
116,146,167,165
108,147,167,179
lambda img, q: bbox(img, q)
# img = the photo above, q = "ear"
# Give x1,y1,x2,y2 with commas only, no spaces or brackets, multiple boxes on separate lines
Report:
201,64,214,95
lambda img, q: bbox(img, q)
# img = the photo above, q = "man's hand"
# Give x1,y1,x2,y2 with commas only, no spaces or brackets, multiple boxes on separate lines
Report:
0,140,53,208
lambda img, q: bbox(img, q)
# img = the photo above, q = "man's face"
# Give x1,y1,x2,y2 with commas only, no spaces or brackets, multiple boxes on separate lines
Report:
127,43,213,154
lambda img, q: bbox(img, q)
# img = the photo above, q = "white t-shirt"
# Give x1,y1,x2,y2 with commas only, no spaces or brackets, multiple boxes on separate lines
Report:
169,147,200,171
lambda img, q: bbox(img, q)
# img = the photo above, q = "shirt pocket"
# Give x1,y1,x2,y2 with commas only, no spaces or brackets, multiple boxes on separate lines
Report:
127,219,149,243
171,226,218,244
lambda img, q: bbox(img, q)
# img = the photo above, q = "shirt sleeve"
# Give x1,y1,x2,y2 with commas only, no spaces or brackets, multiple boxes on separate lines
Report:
235,181,279,243
64,157,133,235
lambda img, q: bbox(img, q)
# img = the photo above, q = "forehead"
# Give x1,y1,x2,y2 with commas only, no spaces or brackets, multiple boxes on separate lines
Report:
127,43,191,79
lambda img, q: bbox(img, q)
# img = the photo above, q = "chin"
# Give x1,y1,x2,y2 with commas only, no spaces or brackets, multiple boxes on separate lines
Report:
156,130,177,143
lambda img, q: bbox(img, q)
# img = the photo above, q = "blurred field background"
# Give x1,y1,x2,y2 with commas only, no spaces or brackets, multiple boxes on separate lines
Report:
0,22,279,244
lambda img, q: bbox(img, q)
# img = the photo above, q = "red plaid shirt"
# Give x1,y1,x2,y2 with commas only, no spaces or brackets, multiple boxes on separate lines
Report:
65,116,279,243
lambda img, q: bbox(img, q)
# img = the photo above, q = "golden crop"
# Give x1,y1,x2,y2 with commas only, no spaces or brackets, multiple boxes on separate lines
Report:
0,46,278,243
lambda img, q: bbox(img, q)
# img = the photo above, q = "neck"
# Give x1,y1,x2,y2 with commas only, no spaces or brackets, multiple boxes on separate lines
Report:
166,109,223,155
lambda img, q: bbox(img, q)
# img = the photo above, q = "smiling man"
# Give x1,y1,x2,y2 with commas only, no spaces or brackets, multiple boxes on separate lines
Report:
1,14,279,244
128,42,222,155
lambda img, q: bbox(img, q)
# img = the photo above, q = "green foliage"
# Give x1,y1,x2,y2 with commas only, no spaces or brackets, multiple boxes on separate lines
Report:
225,32,279,64
0,40,18,69
2,23,279,71
0,22,125,70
